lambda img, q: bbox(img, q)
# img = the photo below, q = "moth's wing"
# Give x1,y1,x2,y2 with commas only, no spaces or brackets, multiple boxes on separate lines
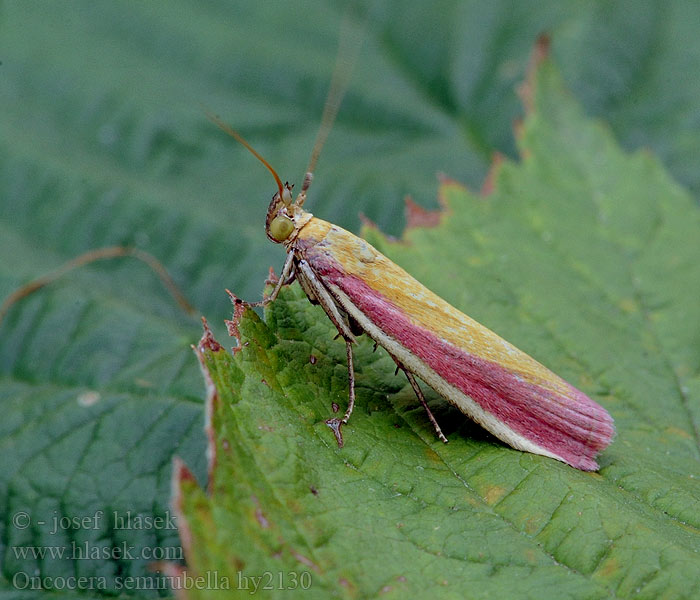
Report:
297,218,614,470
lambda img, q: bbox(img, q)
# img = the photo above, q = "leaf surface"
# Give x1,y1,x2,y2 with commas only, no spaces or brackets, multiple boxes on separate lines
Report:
177,52,700,599
1,2,699,598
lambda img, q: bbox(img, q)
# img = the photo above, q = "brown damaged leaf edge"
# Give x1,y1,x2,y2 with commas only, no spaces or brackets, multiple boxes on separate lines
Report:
223,289,247,354
512,34,551,155
197,316,222,353
480,153,505,197
362,175,453,242
171,458,197,575
193,317,223,491
404,195,443,230
518,33,551,115
370,163,512,247
154,562,188,600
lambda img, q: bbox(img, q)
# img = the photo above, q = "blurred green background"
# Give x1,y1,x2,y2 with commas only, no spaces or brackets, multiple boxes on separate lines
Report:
2,1,700,313
1,1,699,596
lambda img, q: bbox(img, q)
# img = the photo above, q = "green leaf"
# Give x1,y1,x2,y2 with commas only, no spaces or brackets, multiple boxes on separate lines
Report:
176,52,700,599
2,2,700,598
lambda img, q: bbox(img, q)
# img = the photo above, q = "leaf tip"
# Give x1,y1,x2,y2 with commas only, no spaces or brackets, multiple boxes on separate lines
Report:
224,289,248,353
431,173,469,218
198,316,223,353
480,152,506,196
518,33,552,115
404,194,444,230
265,265,279,286
359,212,402,247
358,211,381,232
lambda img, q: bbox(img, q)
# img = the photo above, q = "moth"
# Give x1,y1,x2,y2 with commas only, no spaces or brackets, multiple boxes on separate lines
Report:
212,36,614,472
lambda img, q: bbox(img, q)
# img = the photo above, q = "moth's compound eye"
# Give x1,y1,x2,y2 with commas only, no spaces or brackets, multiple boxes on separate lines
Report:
268,215,294,242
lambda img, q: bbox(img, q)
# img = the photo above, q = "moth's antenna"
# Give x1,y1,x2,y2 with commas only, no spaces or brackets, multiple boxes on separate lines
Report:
206,110,286,202
301,15,364,198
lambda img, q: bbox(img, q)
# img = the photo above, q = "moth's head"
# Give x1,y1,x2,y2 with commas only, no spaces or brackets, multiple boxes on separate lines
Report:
265,183,295,244
264,182,313,245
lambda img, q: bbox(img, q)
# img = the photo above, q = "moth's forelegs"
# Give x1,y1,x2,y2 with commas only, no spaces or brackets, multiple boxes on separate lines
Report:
325,338,355,447
264,264,297,288
396,362,448,444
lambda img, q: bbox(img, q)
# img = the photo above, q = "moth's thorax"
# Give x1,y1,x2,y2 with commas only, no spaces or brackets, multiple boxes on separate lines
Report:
284,207,314,248
290,216,334,251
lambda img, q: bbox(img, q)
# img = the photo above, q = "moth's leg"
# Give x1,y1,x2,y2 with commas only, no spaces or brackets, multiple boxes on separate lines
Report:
294,261,358,447
325,338,355,448
265,266,297,287
281,270,297,286
340,339,356,423
233,251,295,308
393,359,448,444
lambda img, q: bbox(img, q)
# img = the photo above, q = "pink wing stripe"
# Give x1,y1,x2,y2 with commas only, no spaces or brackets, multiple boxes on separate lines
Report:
310,254,614,470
